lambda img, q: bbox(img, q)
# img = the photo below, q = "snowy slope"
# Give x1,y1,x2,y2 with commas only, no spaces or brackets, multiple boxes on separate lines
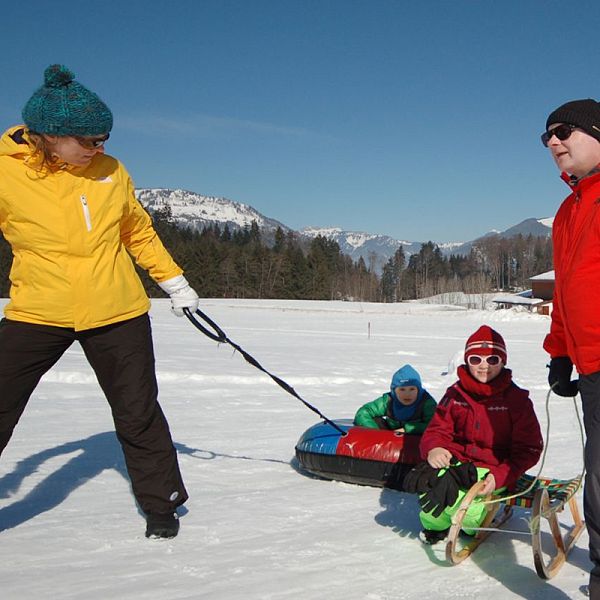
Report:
1,299,589,600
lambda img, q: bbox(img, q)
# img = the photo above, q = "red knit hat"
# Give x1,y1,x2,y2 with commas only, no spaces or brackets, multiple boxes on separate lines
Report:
464,325,507,364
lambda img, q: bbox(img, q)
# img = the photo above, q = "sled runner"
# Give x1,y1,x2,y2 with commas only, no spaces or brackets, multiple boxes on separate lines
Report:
446,480,514,564
446,473,584,579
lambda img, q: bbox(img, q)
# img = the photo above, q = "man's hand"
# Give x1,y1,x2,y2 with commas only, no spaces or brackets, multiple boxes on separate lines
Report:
548,357,579,397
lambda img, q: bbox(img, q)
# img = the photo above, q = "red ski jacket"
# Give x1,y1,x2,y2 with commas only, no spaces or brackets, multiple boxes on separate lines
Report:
420,369,543,490
544,170,600,375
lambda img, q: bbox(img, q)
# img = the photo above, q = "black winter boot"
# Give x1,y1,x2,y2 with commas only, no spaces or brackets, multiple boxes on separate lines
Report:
145,512,180,539
419,527,450,545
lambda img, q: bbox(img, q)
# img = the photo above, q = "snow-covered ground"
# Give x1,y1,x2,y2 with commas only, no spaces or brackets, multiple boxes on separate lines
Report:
0,298,590,599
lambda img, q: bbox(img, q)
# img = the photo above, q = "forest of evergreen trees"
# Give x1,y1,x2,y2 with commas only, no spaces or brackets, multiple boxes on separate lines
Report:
0,205,553,303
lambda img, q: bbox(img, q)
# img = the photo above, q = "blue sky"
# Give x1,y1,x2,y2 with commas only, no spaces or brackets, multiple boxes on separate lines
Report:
2,1,598,242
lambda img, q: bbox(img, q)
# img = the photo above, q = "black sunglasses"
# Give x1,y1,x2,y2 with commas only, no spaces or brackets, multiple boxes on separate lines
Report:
73,133,110,149
540,124,576,147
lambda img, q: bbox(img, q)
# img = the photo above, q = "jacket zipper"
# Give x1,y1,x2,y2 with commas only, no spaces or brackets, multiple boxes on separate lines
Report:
80,195,92,231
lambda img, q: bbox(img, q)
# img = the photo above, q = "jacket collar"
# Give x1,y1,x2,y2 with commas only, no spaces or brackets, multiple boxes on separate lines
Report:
456,364,513,400
562,165,600,190
0,125,91,175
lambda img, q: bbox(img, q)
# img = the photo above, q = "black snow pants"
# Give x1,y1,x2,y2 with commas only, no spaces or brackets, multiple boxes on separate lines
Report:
0,314,188,516
579,371,600,598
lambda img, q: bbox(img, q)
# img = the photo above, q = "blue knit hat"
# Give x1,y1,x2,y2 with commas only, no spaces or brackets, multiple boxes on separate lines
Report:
390,365,423,398
22,65,113,136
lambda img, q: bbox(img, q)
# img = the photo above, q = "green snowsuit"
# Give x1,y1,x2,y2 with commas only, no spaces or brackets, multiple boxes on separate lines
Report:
419,466,506,534
354,391,437,434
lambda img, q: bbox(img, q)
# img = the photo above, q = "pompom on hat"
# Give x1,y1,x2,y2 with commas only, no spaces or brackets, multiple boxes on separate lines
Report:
546,99,600,143
22,65,113,136
464,325,507,365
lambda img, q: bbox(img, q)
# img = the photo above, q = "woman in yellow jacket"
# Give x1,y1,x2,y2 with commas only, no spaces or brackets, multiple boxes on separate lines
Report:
0,65,200,539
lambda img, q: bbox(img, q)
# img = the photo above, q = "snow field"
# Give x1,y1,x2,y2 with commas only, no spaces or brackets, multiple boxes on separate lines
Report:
0,299,591,599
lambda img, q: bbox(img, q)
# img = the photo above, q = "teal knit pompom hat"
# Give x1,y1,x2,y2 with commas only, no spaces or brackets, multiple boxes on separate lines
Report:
22,64,113,136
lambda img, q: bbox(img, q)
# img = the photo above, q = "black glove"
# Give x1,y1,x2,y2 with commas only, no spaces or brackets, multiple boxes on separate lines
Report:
447,461,478,489
402,461,440,494
419,471,460,517
548,357,579,397
418,462,478,518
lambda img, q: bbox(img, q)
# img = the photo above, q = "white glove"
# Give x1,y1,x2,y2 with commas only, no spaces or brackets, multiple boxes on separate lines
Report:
158,275,199,317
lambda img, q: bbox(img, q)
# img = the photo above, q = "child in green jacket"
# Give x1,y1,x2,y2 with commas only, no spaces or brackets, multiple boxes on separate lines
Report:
354,364,437,434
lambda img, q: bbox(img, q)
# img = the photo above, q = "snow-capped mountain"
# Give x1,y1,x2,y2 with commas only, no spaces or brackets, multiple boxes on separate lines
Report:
135,188,552,273
135,188,290,236
294,218,550,272
299,226,422,272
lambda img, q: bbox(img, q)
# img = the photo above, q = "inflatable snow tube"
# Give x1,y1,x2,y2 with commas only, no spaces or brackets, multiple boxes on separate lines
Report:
295,419,422,490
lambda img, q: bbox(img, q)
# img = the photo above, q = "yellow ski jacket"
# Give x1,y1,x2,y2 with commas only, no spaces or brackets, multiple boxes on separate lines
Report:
0,126,183,331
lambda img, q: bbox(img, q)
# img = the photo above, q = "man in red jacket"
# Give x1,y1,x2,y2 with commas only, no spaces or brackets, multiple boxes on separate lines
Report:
542,98,600,598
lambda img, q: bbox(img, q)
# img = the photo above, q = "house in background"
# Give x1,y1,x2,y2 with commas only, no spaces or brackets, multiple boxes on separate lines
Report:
492,290,543,312
492,270,554,315
530,270,555,301
529,270,554,315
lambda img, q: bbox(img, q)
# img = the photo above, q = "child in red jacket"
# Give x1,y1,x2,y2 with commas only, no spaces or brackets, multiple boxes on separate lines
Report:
416,325,543,544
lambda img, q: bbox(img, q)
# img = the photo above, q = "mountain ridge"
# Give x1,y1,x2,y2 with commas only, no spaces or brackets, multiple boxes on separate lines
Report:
135,188,553,272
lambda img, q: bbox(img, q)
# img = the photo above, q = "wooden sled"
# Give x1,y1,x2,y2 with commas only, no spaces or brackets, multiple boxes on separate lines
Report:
446,480,514,565
446,474,584,579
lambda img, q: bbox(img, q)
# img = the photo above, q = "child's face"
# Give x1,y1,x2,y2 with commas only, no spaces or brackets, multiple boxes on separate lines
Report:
467,356,504,383
394,386,419,405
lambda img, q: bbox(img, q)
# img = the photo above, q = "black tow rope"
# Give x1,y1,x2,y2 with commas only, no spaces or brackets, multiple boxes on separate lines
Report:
183,307,347,436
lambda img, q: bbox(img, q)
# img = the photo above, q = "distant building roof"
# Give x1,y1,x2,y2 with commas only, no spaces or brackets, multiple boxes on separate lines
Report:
492,293,543,306
530,270,554,281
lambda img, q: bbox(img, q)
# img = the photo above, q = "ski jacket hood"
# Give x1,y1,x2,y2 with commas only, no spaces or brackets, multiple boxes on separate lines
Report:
0,125,32,159
0,125,182,330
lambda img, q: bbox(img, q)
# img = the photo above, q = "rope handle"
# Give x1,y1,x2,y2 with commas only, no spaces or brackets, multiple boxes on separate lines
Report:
184,307,227,343
183,307,347,437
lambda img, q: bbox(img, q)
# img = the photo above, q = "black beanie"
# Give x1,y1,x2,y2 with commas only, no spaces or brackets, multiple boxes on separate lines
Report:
546,99,600,142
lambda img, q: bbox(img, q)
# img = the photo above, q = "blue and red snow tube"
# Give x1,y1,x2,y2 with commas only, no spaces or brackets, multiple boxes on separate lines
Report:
294,419,422,490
